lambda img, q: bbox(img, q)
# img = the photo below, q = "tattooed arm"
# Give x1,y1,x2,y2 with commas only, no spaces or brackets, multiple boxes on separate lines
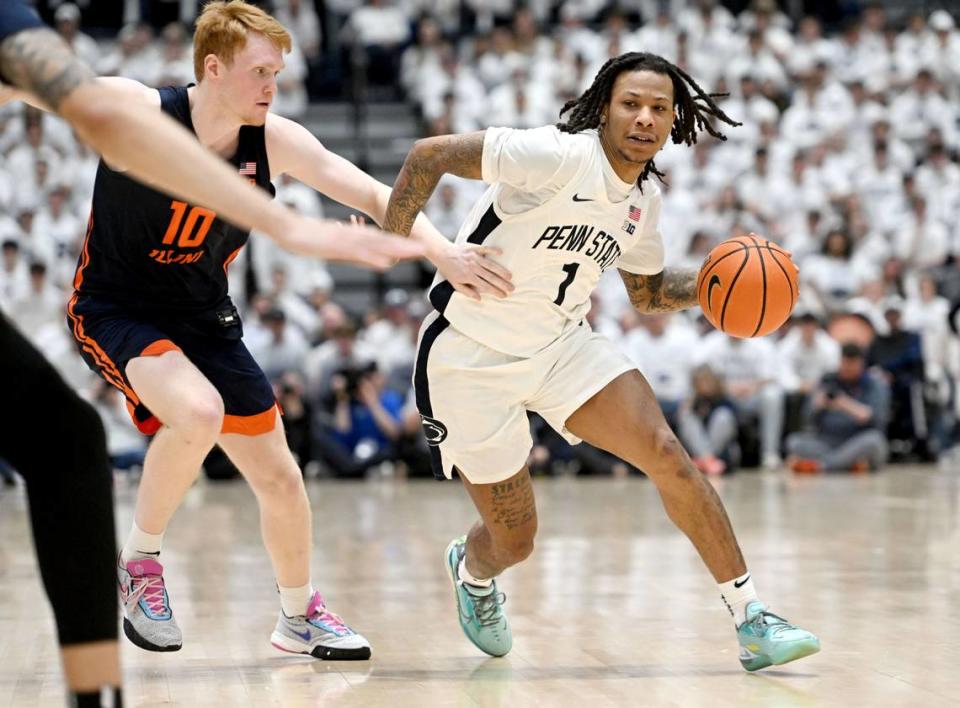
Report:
383,131,486,237
0,27,95,110
619,268,699,313
381,130,514,298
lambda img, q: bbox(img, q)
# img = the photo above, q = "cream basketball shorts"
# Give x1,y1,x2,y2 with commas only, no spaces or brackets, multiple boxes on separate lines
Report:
413,310,637,484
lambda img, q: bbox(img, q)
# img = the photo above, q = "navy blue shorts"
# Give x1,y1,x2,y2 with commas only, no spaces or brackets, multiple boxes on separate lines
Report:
67,293,278,436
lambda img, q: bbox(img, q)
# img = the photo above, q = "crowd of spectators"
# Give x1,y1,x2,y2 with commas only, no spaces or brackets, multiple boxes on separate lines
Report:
2,1,959,482
399,0,960,475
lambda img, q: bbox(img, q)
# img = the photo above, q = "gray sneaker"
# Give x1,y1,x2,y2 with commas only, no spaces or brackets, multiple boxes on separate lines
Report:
270,591,371,660
117,555,182,652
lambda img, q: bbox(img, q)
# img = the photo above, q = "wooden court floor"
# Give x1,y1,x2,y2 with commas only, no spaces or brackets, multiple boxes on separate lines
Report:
2,465,959,707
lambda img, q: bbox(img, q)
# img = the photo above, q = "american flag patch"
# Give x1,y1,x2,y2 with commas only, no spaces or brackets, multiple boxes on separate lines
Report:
239,162,257,175
628,205,642,222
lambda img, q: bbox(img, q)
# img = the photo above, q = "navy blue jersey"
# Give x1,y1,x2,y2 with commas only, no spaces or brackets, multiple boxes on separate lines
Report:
0,2,45,84
73,85,275,313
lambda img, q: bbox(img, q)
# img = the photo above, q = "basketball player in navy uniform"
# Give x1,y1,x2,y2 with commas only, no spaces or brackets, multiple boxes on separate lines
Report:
0,1,428,705
384,53,821,671
3,0,511,661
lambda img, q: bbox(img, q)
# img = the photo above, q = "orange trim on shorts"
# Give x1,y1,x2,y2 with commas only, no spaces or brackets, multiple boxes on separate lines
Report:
126,400,162,436
66,215,138,402
67,214,166,436
221,404,280,436
66,293,125,383
66,293,141,406
73,213,94,290
140,339,181,357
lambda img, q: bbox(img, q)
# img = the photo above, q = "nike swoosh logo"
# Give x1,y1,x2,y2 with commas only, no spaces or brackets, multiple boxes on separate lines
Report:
734,575,750,588
707,274,721,312
572,193,593,202
292,628,312,641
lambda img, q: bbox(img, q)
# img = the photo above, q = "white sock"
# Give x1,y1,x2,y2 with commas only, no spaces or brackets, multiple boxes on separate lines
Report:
279,582,314,617
458,557,492,589
121,522,164,563
718,571,759,626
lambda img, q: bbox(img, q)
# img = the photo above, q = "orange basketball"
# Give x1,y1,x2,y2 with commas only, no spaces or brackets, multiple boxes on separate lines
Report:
696,235,799,338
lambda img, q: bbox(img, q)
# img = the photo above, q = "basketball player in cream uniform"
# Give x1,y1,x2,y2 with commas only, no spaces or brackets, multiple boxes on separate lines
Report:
419,123,664,479
385,52,820,671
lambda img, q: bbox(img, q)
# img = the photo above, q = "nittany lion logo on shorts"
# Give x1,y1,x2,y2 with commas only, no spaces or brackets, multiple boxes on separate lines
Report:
420,415,448,446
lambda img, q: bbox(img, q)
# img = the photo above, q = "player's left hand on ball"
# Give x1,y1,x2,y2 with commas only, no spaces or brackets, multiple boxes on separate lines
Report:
436,243,514,301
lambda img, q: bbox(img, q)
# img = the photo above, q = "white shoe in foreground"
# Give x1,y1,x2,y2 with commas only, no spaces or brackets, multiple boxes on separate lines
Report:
270,591,371,660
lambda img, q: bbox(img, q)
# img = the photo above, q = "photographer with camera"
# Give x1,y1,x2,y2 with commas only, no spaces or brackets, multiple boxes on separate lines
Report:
785,343,891,473
312,360,405,478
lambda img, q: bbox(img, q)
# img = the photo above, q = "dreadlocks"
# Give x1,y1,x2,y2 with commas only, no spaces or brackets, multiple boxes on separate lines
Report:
558,52,741,185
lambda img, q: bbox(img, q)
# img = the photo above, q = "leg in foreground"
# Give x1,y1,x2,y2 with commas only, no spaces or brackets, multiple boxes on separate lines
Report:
445,465,538,657
567,371,820,671
116,351,226,652
2,316,123,705
219,415,371,660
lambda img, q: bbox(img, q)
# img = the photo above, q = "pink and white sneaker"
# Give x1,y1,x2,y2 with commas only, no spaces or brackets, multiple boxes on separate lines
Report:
270,591,371,660
117,555,182,652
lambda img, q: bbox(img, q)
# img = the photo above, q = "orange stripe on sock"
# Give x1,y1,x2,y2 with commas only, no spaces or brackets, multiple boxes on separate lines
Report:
221,404,279,436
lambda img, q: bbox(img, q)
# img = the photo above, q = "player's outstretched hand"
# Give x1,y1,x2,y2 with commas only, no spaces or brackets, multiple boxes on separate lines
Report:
432,242,514,301
284,217,424,269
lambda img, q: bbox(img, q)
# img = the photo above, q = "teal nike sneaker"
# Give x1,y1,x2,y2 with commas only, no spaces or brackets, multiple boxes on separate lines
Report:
444,536,512,657
737,601,821,671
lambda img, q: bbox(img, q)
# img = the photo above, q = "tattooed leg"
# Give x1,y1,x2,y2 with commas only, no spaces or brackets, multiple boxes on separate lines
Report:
459,466,538,579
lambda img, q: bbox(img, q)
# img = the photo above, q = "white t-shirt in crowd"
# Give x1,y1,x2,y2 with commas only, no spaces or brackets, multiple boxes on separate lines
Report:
694,331,781,385
622,320,699,401
777,328,841,392
429,125,665,357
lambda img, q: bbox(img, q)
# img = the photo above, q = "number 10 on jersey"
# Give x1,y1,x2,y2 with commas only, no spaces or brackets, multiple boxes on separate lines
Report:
162,201,216,248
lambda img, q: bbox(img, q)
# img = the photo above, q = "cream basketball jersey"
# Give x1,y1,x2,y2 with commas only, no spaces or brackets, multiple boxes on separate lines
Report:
428,125,665,357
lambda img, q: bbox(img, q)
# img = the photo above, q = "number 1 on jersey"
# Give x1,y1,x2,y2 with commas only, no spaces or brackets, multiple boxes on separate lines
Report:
162,200,216,248
554,262,580,306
